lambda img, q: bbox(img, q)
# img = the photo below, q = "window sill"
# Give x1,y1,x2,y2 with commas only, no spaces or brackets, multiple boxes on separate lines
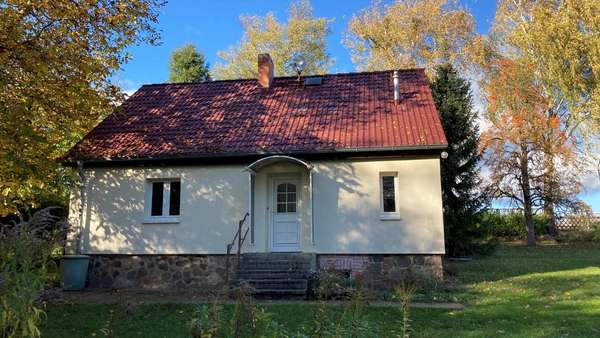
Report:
380,213,402,221
143,216,180,224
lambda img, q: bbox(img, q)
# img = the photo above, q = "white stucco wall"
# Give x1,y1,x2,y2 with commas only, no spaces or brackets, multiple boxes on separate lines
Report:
69,156,444,255
68,166,249,254
312,158,445,254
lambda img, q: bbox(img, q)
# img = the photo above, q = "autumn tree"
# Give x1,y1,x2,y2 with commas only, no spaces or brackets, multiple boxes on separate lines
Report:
169,43,210,83
0,0,163,215
344,0,484,75
492,0,600,137
482,60,585,246
430,65,489,256
485,0,600,233
212,0,332,79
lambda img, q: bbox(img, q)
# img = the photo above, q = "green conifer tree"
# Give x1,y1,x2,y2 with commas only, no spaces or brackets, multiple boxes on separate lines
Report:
169,44,210,83
430,64,491,256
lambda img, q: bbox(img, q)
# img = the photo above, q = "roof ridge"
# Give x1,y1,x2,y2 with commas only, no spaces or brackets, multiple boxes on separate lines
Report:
139,68,426,88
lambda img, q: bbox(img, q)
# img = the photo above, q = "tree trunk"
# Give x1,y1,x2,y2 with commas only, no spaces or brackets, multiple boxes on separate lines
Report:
520,146,536,246
544,124,560,237
524,201,536,246
544,201,558,237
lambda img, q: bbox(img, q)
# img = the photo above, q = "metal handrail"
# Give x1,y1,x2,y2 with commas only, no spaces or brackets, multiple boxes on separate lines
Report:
225,212,249,285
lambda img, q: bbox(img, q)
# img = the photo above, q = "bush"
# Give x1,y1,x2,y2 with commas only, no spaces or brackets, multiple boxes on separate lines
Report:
557,230,597,242
191,285,290,338
0,207,68,338
556,219,600,242
482,210,548,240
307,268,358,300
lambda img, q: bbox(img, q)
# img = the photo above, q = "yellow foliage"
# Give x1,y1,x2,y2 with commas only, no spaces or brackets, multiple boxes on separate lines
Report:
0,0,163,215
492,0,600,138
212,0,333,79
344,0,483,75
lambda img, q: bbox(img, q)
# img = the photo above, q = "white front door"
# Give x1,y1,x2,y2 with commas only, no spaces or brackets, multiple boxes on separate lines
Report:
271,179,300,252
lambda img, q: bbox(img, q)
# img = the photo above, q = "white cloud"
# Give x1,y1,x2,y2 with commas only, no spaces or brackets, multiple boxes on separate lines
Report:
581,162,600,194
111,74,142,98
465,73,491,132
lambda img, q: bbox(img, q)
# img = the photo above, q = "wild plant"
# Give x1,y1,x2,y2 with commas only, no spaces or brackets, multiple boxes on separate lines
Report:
0,207,68,338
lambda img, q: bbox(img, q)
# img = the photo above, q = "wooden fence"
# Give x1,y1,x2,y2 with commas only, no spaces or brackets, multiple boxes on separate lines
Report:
555,214,600,231
490,208,600,231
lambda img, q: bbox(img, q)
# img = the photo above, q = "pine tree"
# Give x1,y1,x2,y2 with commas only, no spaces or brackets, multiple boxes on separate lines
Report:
430,64,490,256
169,44,210,83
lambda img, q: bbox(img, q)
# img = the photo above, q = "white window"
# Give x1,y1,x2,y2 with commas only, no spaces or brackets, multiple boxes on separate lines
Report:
379,172,401,220
144,179,181,223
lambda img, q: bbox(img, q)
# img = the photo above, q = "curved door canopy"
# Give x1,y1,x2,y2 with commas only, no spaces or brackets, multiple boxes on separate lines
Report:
246,155,312,172
272,180,300,252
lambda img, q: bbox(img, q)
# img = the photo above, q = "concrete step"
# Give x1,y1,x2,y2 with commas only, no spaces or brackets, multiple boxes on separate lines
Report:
242,279,308,290
241,253,314,263
235,253,314,297
239,260,312,266
252,288,307,296
236,270,307,280
238,262,311,271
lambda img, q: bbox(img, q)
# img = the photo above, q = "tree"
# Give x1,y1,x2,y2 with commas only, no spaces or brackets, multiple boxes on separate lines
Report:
0,0,163,216
481,59,585,246
169,44,210,83
430,64,489,256
492,0,600,137
344,0,483,75
485,0,600,235
212,0,332,79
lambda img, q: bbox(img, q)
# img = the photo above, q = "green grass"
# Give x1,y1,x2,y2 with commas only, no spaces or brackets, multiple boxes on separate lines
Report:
41,243,600,337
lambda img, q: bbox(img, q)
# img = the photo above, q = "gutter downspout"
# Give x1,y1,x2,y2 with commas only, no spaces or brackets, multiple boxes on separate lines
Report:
76,160,85,255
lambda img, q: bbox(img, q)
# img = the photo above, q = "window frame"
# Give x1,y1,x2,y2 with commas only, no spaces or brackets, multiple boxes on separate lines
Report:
276,182,297,213
144,178,181,224
379,172,401,221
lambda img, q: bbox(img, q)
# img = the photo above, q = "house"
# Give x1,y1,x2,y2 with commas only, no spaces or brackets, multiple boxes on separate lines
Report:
63,54,447,292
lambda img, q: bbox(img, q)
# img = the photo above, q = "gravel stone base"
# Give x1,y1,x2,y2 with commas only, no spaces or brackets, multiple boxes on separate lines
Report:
317,254,443,283
86,253,442,290
86,255,230,289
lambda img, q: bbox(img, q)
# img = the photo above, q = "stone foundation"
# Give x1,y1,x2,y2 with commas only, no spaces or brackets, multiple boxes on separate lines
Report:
87,255,230,289
316,254,443,284
86,253,442,290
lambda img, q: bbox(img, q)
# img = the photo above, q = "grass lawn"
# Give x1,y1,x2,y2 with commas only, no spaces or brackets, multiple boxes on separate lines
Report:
41,242,600,337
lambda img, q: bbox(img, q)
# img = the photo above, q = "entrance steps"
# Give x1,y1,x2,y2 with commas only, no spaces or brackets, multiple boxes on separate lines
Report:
234,253,315,297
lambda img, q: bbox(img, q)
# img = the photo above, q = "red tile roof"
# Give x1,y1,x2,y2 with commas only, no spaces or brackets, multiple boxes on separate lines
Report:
64,69,447,162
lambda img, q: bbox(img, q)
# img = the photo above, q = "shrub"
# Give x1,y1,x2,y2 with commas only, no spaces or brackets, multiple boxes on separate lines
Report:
190,286,410,337
190,303,224,338
594,222,600,242
0,207,68,338
482,210,548,240
190,285,291,338
557,229,597,242
556,217,600,242
308,268,357,300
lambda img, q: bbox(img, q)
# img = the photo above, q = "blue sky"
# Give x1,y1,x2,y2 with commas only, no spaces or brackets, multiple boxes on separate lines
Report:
115,0,600,211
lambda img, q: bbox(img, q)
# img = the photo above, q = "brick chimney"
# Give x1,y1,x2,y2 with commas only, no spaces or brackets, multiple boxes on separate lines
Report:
258,53,274,89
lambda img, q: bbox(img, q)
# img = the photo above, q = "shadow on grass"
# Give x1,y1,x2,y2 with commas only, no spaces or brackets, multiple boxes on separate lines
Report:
446,242,600,284
40,243,600,338
429,243,600,337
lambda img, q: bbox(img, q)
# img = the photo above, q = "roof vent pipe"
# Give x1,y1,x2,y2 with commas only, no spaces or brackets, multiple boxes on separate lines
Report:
393,70,400,102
